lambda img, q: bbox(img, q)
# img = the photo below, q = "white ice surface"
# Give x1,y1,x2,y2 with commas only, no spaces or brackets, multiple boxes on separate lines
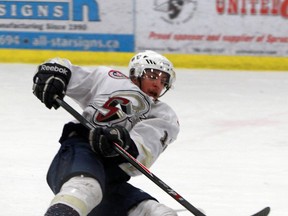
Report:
0,63,287,216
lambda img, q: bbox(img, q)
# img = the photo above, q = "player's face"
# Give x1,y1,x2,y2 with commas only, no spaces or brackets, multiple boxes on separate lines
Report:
140,69,169,99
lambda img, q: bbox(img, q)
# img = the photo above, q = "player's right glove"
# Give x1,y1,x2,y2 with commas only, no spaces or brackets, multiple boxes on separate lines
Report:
33,63,71,109
89,125,137,158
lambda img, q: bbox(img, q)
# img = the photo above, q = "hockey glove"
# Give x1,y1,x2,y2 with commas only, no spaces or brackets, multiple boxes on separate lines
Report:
32,63,71,109
89,126,134,158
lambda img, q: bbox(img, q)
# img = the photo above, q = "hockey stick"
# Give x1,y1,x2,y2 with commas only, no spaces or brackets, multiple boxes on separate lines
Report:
54,98,270,216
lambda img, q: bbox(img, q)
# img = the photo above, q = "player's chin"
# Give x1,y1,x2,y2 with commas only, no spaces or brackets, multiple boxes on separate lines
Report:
147,90,159,99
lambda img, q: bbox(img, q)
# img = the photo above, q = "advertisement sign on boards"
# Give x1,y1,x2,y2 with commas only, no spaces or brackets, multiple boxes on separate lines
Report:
0,0,134,52
135,0,288,56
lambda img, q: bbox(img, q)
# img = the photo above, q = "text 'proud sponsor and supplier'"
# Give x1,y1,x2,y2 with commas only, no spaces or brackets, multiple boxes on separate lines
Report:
149,32,288,44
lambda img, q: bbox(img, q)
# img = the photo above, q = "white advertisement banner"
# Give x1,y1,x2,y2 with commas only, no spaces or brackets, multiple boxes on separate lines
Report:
135,0,288,56
0,0,134,51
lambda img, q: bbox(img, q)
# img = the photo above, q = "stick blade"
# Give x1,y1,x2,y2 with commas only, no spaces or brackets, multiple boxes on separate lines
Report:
251,207,270,216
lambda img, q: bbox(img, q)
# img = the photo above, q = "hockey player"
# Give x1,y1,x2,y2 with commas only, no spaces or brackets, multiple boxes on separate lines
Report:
32,50,180,216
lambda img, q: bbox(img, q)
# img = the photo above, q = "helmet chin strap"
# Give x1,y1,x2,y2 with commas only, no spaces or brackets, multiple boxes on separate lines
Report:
159,87,170,98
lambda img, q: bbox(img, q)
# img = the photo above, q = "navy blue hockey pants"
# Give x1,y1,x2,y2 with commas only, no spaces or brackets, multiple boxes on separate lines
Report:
46,136,157,216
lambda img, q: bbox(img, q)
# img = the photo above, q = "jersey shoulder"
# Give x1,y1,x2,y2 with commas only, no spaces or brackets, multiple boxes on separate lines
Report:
151,101,179,126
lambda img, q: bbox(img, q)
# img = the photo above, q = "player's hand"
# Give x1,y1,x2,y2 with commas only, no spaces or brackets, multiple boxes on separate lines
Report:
89,126,134,157
33,63,71,109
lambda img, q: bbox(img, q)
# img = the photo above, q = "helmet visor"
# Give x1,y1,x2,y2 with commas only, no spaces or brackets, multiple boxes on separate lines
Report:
142,68,170,87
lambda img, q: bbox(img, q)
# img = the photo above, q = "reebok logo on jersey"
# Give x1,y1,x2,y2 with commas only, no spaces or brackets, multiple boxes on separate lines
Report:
41,64,68,75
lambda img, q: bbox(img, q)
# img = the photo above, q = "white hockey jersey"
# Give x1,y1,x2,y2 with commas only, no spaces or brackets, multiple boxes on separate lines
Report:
47,58,180,176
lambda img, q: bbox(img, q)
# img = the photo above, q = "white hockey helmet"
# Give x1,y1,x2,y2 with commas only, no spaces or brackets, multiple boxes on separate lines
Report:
128,50,176,92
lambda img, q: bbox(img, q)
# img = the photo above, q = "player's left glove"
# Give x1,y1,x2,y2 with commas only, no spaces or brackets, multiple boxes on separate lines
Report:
32,62,71,109
89,125,136,158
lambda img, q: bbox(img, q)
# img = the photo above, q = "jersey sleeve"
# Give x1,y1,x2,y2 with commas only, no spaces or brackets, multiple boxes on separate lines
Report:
45,57,112,109
119,102,180,176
